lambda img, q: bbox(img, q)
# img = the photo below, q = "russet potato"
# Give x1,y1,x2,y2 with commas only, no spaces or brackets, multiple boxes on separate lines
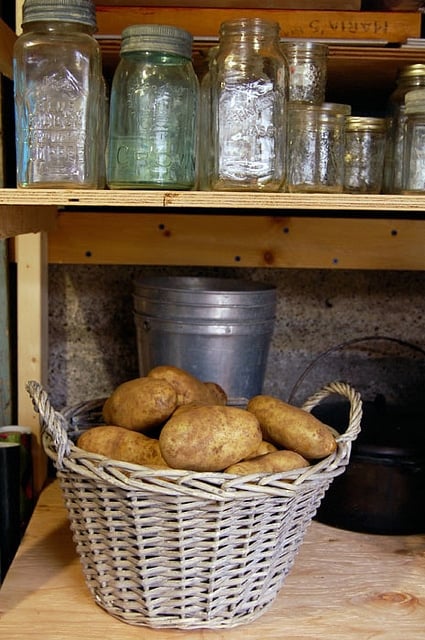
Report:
159,404,262,471
102,376,177,432
147,365,224,406
247,395,337,460
225,449,309,475
77,425,170,468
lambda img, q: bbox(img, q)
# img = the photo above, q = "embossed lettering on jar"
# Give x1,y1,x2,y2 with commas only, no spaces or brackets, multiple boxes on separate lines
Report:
107,24,199,190
13,0,104,188
210,18,287,192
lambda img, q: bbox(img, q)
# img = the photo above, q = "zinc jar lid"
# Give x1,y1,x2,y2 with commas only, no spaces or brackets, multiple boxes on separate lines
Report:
345,116,386,132
121,24,193,59
22,0,97,28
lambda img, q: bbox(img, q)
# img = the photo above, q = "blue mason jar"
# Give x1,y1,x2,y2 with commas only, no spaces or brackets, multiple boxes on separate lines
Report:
107,24,199,189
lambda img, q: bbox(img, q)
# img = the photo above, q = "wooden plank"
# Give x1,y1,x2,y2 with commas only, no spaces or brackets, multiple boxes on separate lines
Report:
47,212,425,270
1,188,425,212
0,18,16,81
95,7,422,42
95,0,362,8
0,240,11,425
0,205,57,238
15,233,48,494
1,480,425,638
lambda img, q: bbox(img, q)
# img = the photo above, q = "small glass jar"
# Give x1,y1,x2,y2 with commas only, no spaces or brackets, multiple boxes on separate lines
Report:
343,116,386,194
107,24,199,190
13,0,105,188
210,18,288,192
384,63,425,193
281,40,328,104
402,89,425,194
287,103,346,193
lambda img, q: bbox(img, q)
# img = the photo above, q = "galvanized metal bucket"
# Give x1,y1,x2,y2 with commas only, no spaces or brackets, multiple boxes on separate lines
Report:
133,277,277,401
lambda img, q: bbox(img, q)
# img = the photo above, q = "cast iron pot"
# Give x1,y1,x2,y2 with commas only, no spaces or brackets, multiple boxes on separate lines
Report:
313,395,425,535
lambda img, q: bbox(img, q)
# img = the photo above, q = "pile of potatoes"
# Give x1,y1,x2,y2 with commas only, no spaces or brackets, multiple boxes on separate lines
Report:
76,365,337,475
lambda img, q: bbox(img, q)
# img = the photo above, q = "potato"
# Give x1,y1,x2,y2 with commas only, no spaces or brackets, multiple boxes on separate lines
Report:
247,395,337,460
203,381,228,405
225,450,309,475
243,440,278,460
159,405,262,471
103,376,177,432
147,365,219,406
77,425,170,468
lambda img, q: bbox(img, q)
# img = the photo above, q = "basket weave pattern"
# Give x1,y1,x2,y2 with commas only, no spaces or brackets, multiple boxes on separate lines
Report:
27,380,362,630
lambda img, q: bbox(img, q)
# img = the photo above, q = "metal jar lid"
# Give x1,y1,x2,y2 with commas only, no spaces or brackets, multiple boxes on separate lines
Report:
22,0,97,28
120,24,193,59
397,63,425,81
345,116,386,132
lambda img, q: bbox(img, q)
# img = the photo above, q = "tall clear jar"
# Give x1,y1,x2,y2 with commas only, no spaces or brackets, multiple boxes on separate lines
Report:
384,63,425,193
402,89,425,194
197,45,218,190
210,18,287,192
13,0,104,188
107,24,199,190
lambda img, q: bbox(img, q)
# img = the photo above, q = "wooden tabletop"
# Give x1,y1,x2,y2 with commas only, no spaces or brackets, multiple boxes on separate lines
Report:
1,480,425,639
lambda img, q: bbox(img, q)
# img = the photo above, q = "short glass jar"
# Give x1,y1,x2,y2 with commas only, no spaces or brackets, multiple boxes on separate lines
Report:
281,40,328,104
107,24,199,190
343,116,387,194
210,18,288,192
286,103,346,193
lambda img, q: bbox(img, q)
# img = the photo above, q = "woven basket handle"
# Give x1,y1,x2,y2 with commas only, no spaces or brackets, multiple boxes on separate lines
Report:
300,380,362,444
26,380,71,467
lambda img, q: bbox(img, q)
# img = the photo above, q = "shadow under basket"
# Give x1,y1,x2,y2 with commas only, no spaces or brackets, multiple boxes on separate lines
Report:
27,380,362,630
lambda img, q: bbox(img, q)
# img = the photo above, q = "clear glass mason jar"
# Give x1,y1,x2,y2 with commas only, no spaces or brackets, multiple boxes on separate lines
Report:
13,0,104,189
384,63,425,193
281,40,328,104
343,116,387,194
210,18,288,192
107,24,199,190
402,88,425,194
287,103,346,193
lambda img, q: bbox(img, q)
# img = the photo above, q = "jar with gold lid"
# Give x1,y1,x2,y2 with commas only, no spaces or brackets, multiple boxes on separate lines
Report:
343,116,387,194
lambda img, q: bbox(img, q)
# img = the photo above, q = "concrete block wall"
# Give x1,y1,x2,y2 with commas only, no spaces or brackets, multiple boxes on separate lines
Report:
48,265,424,419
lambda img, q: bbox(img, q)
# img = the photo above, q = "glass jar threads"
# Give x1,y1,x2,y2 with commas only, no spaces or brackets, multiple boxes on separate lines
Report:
343,116,386,194
287,103,346,193
13,0,104,188
281,40,328,104
209,18,288,192
107,24,199,190
402,89,425,194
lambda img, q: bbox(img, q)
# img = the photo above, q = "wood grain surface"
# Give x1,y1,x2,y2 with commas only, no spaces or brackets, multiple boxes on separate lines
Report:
0,480,424,639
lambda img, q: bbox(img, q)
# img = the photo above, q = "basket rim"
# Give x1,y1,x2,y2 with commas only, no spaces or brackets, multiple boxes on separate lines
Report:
29,379,362,499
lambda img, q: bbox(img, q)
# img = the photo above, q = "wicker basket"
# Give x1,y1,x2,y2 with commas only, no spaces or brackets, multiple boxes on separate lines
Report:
27,380,362,630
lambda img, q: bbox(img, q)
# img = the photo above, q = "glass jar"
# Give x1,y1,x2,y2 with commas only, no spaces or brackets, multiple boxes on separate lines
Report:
402,89,425,194
107,24,199,190
287,103,346,193
13,0,104,188
343,116,387,194
197,45,218,190
210,18,288,192
281,40,328,104
384,63,425,193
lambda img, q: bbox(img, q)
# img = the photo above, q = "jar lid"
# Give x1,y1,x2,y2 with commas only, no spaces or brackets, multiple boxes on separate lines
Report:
121,24,193,59
22,0,97,28
398,63,425,81
345,116,386,132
